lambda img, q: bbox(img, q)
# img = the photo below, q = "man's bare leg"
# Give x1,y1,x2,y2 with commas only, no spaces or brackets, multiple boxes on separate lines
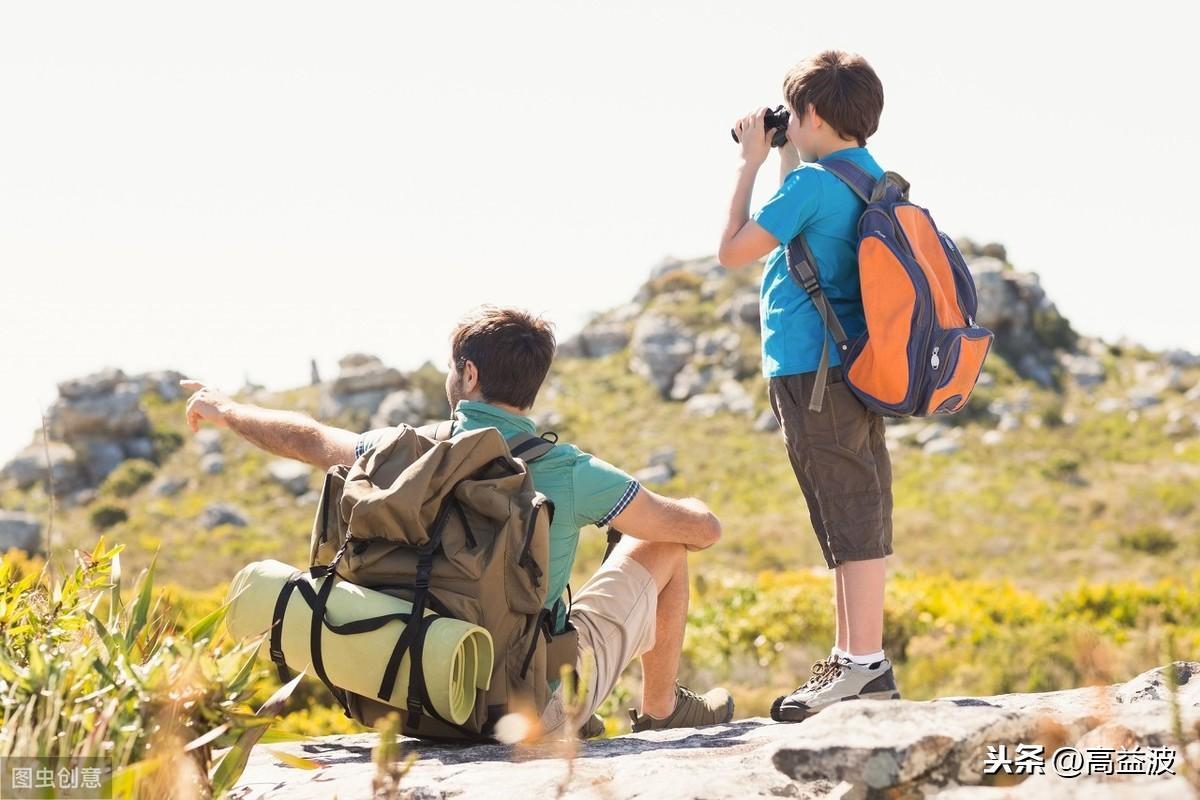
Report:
607,535,689,718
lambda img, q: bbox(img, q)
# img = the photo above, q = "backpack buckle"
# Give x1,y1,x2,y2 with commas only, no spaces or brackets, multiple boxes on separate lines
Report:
406,697,423,723
800,275,820,295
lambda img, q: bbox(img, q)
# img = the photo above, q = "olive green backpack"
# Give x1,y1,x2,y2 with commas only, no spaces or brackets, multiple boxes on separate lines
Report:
272,420,579,743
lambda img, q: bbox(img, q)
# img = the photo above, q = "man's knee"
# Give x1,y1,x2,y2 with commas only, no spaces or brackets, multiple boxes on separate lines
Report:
611,536,686,592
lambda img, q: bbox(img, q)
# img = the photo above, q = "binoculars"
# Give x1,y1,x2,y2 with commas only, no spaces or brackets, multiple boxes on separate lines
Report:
730,105,790,148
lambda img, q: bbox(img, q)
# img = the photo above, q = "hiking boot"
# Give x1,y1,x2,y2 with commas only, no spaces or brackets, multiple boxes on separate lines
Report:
577,712,605,739
769,653,840,721
770,655,901,723
628,681,735,732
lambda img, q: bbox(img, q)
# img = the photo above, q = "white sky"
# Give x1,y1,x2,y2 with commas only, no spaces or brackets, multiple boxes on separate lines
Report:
1,1,1197,461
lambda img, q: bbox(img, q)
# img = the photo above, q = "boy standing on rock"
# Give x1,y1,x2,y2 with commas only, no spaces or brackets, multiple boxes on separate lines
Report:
716,50,901,721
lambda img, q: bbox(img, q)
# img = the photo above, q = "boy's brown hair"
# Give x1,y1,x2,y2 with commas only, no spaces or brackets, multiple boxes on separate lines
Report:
450,306,556,409
783,50,884,147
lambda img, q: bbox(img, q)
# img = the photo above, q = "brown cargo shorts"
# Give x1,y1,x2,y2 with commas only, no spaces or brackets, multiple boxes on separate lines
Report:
767,364,894,569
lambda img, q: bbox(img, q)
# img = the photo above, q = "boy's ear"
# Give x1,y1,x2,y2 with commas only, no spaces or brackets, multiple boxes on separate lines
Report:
806,102,823,130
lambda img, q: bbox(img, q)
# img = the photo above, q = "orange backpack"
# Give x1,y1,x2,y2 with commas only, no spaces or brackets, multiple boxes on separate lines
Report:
786,159,994,417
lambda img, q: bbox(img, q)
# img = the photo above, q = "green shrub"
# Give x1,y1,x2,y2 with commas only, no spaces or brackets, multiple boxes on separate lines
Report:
151,427,184,462
0,540,294,798
99,458,157,498
1118,525,1177,555
89,502,128,530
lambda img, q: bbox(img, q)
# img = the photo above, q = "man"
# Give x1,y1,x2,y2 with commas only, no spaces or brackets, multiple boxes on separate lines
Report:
181,305,735,738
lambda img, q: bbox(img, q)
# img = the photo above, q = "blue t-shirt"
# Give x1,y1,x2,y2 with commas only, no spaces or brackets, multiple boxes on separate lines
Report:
752,145,883,378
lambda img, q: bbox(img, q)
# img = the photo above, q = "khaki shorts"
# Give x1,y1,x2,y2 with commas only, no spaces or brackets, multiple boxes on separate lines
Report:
767,364,894,569
538,554,658,738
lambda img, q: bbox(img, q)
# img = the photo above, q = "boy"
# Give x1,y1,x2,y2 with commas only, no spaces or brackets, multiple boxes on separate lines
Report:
716,50,900,721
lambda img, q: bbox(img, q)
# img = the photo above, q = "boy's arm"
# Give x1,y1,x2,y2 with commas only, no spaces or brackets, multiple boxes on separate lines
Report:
181,379,359,470
717,108,784,269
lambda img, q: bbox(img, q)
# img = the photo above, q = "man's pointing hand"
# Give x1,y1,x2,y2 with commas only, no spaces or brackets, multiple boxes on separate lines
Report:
180,379,236,433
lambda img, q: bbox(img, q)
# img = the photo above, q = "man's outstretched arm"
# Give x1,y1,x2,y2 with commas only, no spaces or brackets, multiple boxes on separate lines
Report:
180,379,358,471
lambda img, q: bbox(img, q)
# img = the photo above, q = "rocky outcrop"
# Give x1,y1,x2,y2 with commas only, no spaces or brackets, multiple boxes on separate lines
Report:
0,511,42,555
232,661,1199,799
319,354,409,419
561,243,1105,409
629,314,695,398
370,389,430,430
1,367,184,498
955,241,1078,389
0,441,84,494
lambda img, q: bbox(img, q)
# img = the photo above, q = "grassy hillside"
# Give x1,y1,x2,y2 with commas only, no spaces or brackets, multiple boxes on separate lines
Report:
3,252,1199,739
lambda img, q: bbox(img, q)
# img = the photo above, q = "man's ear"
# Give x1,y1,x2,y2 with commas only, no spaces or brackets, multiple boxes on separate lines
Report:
462,360,479,393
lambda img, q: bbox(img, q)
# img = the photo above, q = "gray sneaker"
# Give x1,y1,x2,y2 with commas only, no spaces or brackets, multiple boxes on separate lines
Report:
770,655,900,723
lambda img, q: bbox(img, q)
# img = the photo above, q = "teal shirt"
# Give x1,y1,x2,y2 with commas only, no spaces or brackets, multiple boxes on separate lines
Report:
355,400,640,687
752,145,883,378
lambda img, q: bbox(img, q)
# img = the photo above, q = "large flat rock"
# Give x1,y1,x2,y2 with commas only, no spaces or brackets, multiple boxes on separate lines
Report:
232,662,1199,799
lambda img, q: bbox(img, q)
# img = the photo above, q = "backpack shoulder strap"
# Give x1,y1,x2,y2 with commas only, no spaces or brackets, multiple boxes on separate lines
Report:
820,158,877,204
415,419,456,441
505,430,555,464
417,419,556,463
825,159,913,205
785,234,853,414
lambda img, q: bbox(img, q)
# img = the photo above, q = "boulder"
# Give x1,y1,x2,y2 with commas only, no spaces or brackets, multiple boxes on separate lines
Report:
149,475,189,497
670,363,727,401
200,453,226,475
232,662,1200,800
331,354,407,396
717,289,759,327
126,369,187,401
56,367,126,400
199,503,247,529
924,437,962,457
566,322,631,359
633,464,673,485
0,511,42,555
46,381,148,441
646,447,676,471
75,438,129,484
630,315,694,398
267,460,312,496
194,428,223,456
1060,353,1105,388
684,380,754,418
370,390,429,429
754,408,780,432
1,442,84,493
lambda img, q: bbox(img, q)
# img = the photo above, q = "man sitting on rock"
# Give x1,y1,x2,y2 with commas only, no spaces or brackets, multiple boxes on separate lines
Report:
180,305,735,738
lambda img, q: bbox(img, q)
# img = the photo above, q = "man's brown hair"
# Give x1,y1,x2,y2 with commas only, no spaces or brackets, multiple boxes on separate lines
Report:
450,306,556,410
783,50,883,147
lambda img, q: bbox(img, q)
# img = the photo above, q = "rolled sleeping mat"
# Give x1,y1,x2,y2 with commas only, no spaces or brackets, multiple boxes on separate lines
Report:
225,559,493,725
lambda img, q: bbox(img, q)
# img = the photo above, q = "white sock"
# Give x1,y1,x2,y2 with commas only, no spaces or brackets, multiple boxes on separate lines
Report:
830,645,848,659
847,649,885,666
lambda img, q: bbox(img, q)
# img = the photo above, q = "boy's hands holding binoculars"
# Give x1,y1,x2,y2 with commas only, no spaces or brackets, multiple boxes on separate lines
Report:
733,107,774,168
